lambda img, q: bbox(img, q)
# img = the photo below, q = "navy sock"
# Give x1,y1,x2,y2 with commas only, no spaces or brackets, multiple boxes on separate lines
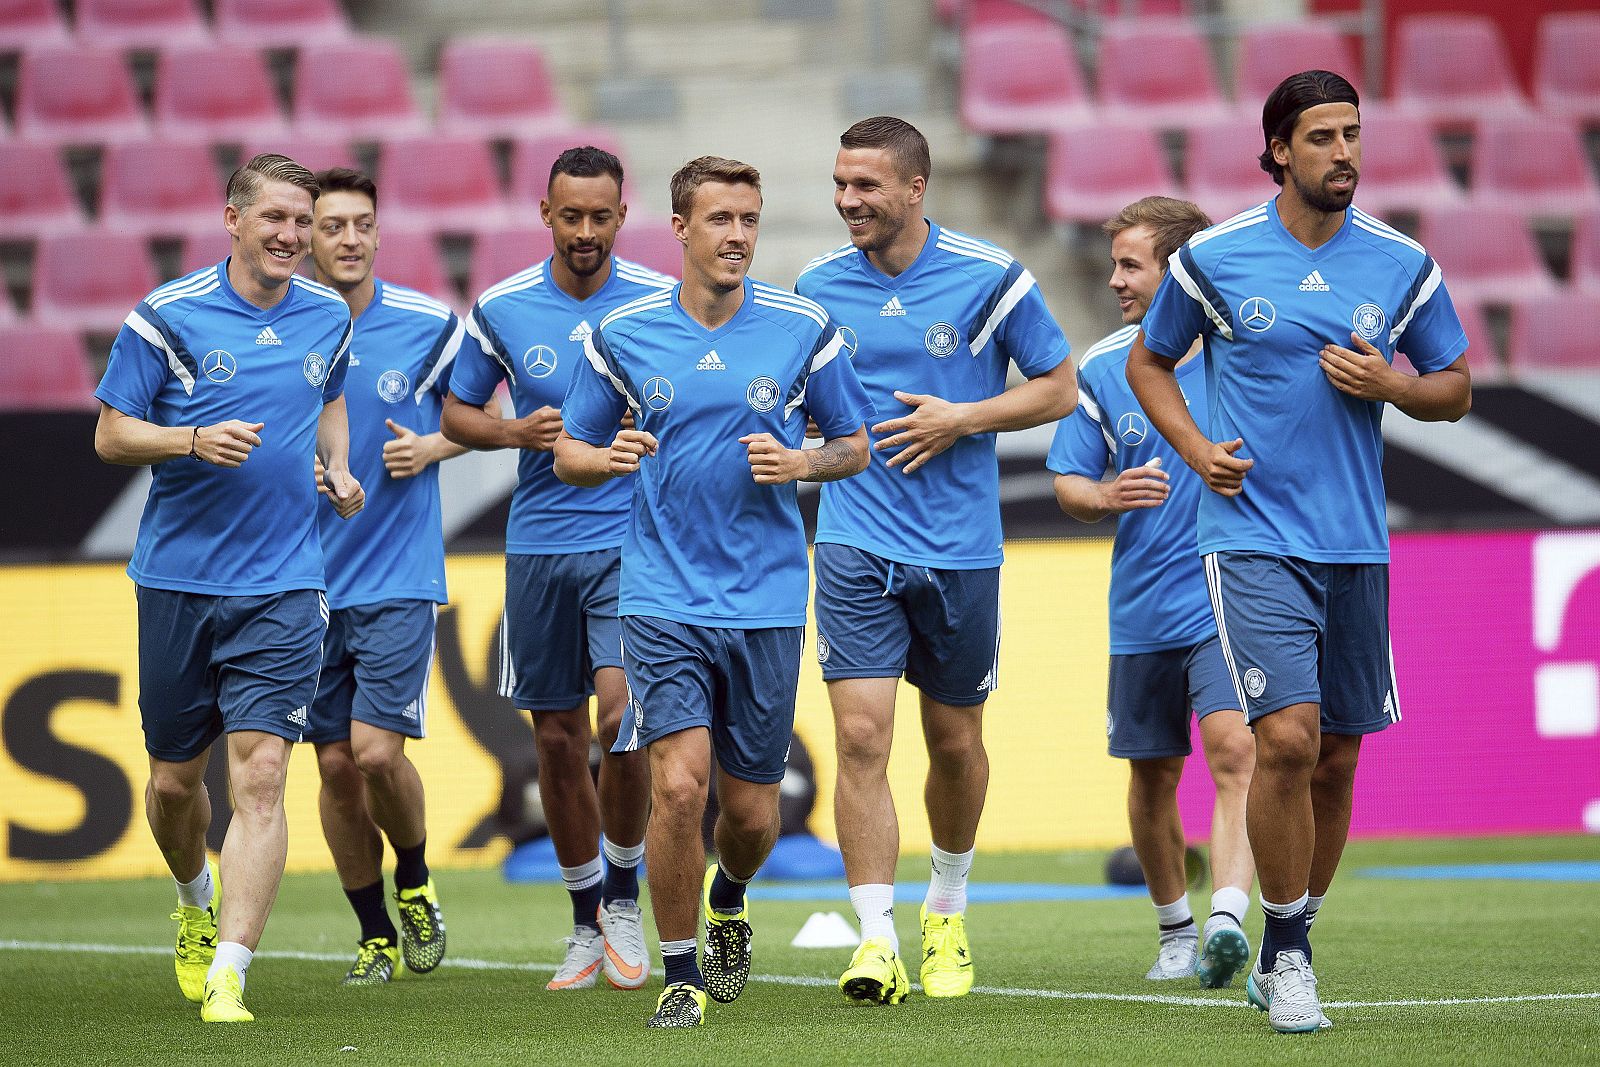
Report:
663,945,703,988
393,839,429,892
571,880,604,930
602,861,639,904
708,863,749,915
1261,905,1311,971
345,880,397,944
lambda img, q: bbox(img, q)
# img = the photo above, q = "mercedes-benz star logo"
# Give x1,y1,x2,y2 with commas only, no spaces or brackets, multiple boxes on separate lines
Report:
522,345,557,379
1240,297,1276,333
643,376,674,411
1117,411,1148,445
203,349,236,383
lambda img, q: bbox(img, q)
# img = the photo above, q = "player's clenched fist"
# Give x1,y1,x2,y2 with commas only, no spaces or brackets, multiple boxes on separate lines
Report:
1100,457,1171,512
313,455,365,518
382,418,428,479
608,428,657,477
739,432,805,485
193,420,264,468
508,405,565,452
1189,437,1253,497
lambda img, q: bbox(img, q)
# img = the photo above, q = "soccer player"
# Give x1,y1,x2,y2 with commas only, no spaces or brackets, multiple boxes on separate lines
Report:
553,156,873,1028
304,167,468,985
1048,196,1257,988
795,116,1076,1003
92,154,361,1022
1127,71,1472,1033
441,146,667,991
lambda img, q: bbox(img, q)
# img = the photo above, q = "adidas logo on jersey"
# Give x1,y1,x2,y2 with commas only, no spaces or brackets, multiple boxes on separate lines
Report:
255,326,283,345
697,350,726,371
880,296,907,317
569,320,593,343
1298,270,1330,292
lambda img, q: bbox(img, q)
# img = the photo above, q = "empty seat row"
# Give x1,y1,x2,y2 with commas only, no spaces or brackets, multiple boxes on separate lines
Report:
0,0,348,51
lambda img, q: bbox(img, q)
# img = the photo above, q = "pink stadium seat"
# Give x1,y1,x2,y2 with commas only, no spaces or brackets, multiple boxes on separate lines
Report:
1391,16,1527,130
613,217,682,278
0,290,16,325
467,224,554,299
76,0,211,49
294,40,426,141
961,0,1055,30
960,23,1093,136
178,230,233,275
438,38,565,140
378,135,510,234
1418,205,1557,306
155,44,289,142
100,139,222,238
1236,21,1360,102
15,46,149,145
1409,297,1498,380
1045,123,1178,225
1535,13,1600,125
508,128,626,213
0,325,99,411
213,0,349,47
1470,115,1600,219
1182,116,1274,224
0,0,71,50
239,136,356,174
1571,210,1600,294
32,229,159,334
0,141,86,240
366,228,451,304
1350,108,1462,218
1508,293,1600,371
1096,19,1229,128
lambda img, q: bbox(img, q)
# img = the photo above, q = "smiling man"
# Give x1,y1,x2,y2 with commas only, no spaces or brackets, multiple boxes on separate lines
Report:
1126,71,1472,1033
92,154,361,1023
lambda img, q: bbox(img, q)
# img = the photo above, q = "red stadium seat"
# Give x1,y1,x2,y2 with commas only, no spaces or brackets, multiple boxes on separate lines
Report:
960,23,1093,136
1182,116,1274,224
1470,115,1600,219
1571,210,1600,294
100,139,223,238
294,40,426,141
437,38,565,140
1418,205,1557,306
1045,123,1178,225
366,228,452,305
15,46,149,145
155,44,289,142
508,128,626,215
1236,21,1360,102
76,0,211,49
1508,293,1600,371
32,229,159,334
1391,16,1527,130
377,135,510,234
1535,14,1600,125
467,224,554,299
0,141,86,240
960,0,1055,30
1096,19,1229,128
1350,108,1462,218
178,230,233,275
0,0,71,50
613,217,682,278
239,136,357,175
0,325,99,412
213,0,349,47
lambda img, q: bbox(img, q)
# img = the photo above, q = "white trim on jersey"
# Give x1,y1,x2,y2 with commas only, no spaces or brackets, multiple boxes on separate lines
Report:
614,258,676,289
1352,208,1426,255
291,275,346,304
479,264,546,306
148,272,219,309
797,243,855,279
582,333,643,411
1190,205,1269,248
1077,324,1140,371
150,265,217,299
1167,252,1235,341
968,268,1036,358
753,289,828,330
381,284,452,321
124,309,196,396
1388,261,1444,347
1075,391,1119,457
598,291,672,331
938,228,1016,266
1203,552,1251,713
936,234,1012,270
415,318,466,402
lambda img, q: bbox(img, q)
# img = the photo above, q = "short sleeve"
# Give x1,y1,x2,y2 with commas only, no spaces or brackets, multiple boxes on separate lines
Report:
1142,248,1216,361
321,317,352,403
561,328,631,445
449,306,511,405
1395,260,1469,375
419,313,466,401
799,322,874,438
95,303,180,418
1046,371,1111,478
975,260,1071,378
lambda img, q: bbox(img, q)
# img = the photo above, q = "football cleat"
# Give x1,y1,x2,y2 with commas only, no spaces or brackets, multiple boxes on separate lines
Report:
200,965,253,1023
340,937,399,986
838,937,910,1005
647,982,706,1028
1196,919,1250,989
598,899,650,990
171,859,220,1003
1249,951,1331,1033
394,878,446,974
547,925,605,990
1145,934,1199,980
919,906,974,998
701,865,753,1004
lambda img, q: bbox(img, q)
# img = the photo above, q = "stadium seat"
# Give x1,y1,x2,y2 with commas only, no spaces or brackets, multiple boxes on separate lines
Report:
1045,124,1178,226
100,139,223,238
1570,210,1600,294
239,135,356,174
1350,108,1462,218
1534,13,1600,125
213,0,350,47
1236,21,1360,102
0,141,86,241
0,0,71,51
437,38,566,140
1508,292,1600,371
76,0,211,49
0,290,16,325
1391,16,1527,130
178,230,233,275
1095,19,1230,128
1469,115,1600,219
613,217,682,277
959,23,1093,136
15,45,149,145
960,0,1056,30
1418,205,1557,305
294,40,427,141
32,229,159,334
365,228,452,304
467,224,554,299
0,325,99,412
377,135,511,234
508,128,626,213
1413,297,1499,380
154,44,290,142
1182,116,1275,224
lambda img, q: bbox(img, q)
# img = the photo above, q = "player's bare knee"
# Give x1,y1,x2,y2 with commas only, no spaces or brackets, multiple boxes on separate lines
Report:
1312,736,1360,791
1207,733,1256,789
925,728,984,776
717,797,777,844
351,740,402,783
834,714,892,774
315,744,364,800
1129,758,1183,800
148,767,203,811
650,763,707,819
534,711,590,772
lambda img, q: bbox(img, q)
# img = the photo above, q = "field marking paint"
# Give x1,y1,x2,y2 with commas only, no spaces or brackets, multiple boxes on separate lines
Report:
4,940,1598,1012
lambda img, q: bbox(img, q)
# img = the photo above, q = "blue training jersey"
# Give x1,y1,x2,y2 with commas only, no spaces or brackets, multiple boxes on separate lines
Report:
450,255,676,555
1047,325,1216,654
95,260,352,595
318,280,464,609
797,221,1071,570
1141,200,1467,564
562,278,875,629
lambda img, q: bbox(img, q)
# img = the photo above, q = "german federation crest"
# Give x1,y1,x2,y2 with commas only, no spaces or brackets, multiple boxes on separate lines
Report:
924,322,960,358
303,351,329,386
747,376,780,413
377,369,410,404
1353,303,1386,342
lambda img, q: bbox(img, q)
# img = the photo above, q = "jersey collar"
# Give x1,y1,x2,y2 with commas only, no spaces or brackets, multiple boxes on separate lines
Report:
1267,198,1352,262
217,255,299,318
671,276,753,341
544,254,620,310
853,218,938,290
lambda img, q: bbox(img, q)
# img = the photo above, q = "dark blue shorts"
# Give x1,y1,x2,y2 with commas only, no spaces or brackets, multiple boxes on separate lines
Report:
306,599,436,744
613,616,803,784
135,586,328,763
1106,635,1239,759
812,542,1000,707
502,549,624,711
1203,552,1399,735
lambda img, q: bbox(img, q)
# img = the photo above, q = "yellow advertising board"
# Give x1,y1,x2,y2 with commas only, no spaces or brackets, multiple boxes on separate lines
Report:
0,542,1131,883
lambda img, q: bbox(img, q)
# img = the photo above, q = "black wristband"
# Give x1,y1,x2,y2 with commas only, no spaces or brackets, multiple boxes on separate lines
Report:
189,426,200,461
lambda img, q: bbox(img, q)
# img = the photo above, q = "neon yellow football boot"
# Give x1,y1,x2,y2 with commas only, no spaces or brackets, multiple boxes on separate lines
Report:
919,905,974,998
839,936,911,1004
200,965,253,1023
171,859,220,1003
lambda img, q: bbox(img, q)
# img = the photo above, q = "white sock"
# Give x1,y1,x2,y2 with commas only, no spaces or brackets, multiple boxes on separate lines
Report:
602,836,645,869
849,883,898,951
1153,893,1195,940
1210,886,1250,927
926,844,974,916
207,941,253,989
1305,892,1326,928
175,860,213,910
559,855,604,893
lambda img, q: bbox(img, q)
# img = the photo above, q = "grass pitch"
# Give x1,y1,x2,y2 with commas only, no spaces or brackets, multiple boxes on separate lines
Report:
3,835,1598,1066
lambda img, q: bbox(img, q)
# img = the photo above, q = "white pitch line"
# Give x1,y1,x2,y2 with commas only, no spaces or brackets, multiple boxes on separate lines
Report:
3,940,1598,1012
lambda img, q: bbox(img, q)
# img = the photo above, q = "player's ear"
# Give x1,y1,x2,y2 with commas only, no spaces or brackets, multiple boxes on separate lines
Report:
616,202,628,230
907,175,926,206
223,203,240,239
539,198,553,229
671,214,688,244
1271,137,1292,171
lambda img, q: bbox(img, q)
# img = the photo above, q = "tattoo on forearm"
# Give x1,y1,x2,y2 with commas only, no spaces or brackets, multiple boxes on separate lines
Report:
803,438,860,482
